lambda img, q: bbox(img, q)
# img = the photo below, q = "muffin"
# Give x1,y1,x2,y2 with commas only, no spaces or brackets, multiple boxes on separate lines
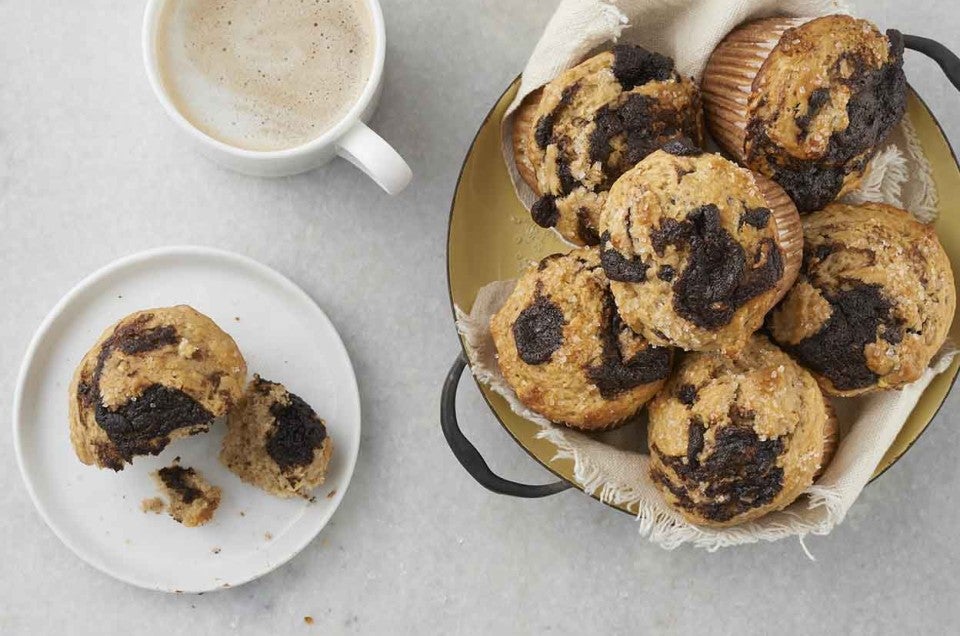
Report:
702,15,907,212
69,305,247,471
513,44,704,245
489,247,672,430
152,464,222,527
768,202,956,396
599,145,801,354
221,376,333,499
648,335,836,528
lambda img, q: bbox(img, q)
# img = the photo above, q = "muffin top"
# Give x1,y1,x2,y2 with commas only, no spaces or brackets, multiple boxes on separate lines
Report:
599,145,794,354
69,305,247,470
648,335,832,527
768,202,955,396
489,247,672,430
745,15,906,212
520,44,703,246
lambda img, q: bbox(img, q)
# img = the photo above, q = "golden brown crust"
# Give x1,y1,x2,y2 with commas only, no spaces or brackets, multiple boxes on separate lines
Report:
519,45,704,246
598,149,800,354
703,15,907,213
768,202,956,396
68,305,247,470
648,335,832,528
512,88,543,195
489,247,672,430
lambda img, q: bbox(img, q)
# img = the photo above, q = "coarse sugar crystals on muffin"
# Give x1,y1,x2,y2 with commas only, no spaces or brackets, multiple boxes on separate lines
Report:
648,335,837,528
702,15,907,213
768,202,956,397
598,145,801,354
220,376,333,499
512,44,704,246
489,247,673,430
68,305,247,471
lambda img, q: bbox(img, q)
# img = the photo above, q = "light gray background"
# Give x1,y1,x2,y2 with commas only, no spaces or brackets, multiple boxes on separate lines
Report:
1,1,958,634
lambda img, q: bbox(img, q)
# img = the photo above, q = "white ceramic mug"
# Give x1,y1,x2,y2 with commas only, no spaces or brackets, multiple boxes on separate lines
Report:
141,0,412,194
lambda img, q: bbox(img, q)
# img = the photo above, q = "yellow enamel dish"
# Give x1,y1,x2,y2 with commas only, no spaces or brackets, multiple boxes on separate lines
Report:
446,79,960,512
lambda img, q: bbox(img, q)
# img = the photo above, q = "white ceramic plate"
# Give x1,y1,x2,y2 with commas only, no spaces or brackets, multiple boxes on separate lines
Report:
12,246,361,593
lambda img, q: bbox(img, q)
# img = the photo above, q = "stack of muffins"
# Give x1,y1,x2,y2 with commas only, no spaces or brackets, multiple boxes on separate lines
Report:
492,15,956,528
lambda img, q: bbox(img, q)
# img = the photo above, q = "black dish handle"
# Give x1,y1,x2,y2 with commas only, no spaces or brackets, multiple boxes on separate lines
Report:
441,353,571,498
904,34,960,92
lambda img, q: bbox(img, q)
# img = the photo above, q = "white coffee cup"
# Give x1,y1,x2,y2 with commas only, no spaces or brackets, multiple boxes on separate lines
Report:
141,0,412,194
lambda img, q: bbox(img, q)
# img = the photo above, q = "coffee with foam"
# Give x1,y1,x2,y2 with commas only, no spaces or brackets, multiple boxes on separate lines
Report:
157,0,374,151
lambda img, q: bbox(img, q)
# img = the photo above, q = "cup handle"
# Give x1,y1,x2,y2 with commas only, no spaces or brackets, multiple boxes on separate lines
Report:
336,121,412,195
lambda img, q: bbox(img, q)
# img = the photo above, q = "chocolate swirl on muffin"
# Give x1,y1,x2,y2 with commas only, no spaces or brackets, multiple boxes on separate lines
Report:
598,149,800,354
69,306,247,471
490,247,672,431
703,15,907,212
768,202,956,396
512,45,704,245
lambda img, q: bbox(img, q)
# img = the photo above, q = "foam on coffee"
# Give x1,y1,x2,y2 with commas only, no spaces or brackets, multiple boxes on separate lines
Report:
157,0,374,151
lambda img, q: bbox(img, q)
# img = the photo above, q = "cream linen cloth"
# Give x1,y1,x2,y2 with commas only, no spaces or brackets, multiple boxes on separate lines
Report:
457,0,952,550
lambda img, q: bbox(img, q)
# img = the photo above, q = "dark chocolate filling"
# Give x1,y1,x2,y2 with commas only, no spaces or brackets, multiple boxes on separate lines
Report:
585,292,672,398
534,82,580,150
780,282,901,391
157,465,203,505
588,93,699,168
534,112,556,150
512,293,566,365
649,217,690,257
657,265,676,282
576,207,601,246
661,136,703,157
556,155,578,196
266,389,328,470
740,207,771,230
678,384,698,406
95,384,213,462
611,44,675,90
795,87,831,136
599,231,649,282
748,31,906,212
670,205,784,330
651,414,785,523
78,317,213,471
531,196,559,228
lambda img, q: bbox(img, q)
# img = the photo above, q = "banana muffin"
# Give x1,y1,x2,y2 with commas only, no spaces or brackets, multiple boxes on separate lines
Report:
768,202,956,396
648,335,836,528
599,145,801,354
221,376,333,499
489,247,672,430
513,44,704,245
69,306,247,471
702,15,907,212
152,464,222,528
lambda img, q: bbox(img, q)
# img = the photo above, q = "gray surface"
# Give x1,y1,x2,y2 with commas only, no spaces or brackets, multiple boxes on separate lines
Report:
1,1,958,634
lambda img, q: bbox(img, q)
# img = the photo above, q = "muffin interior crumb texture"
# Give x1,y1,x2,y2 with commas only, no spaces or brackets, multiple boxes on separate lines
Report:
152,464,222,527
220,376,333,499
